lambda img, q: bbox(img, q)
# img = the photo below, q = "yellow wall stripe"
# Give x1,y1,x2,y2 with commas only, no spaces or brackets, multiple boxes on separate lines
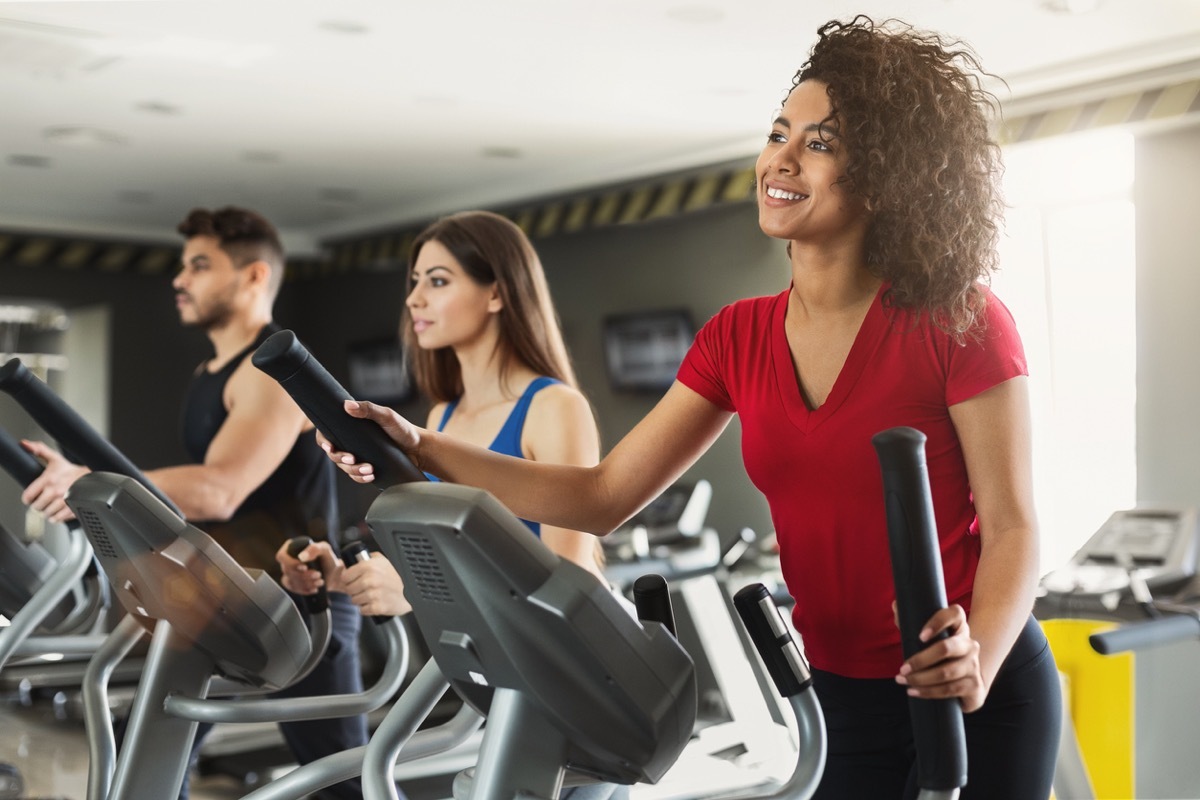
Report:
720,168,756,203
644,181,687,221
535,203,564,239
57,242,96,270
97,245,134,272
562,198,592,233
618,186,655,225
135,248,173,275
16,239,54,267
4,76,1198,277
589,192,623,227
683,173,722,212
1150,79,1200,120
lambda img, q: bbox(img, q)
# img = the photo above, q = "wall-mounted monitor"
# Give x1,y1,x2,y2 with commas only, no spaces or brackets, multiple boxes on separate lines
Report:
602,309,695,393
346,337,414,405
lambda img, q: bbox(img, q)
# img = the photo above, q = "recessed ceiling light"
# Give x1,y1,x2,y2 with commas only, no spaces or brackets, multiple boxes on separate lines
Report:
319,20,370,35
135,100,182,115
7,154,52,168
481,146,522,160
666,4,725,24
42,125,128,148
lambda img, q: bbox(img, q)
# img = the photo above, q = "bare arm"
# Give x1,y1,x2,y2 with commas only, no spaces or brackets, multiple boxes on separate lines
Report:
898,376,1039,711
520,384,604,578
146,360,310,521
323,381,734,535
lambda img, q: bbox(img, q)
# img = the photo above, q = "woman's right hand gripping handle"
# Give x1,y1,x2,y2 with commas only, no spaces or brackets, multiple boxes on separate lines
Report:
873,426,969,794
317,399,423,485
249,329,425,488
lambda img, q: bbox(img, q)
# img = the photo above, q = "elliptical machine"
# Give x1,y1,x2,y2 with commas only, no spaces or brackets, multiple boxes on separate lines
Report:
0,357,414,800
250,329,969,800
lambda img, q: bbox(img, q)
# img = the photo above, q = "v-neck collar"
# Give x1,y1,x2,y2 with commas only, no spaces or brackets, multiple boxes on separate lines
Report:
771,283,888,433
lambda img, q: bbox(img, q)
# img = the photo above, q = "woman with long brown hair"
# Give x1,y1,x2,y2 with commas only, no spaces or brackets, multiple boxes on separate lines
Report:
279,210,620,798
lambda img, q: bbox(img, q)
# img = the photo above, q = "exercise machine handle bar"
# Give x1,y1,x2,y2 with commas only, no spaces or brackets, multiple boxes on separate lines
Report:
873,426,969,795
286,536,329,615
732,582,825,799
1090,612,1200,655
0,358,180,516
251,330,425,488
342,539,390,626
0,424,44,487
633,573,677,638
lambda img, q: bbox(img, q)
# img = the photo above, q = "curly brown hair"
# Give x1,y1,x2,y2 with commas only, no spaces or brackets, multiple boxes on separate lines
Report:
794,16,1004,338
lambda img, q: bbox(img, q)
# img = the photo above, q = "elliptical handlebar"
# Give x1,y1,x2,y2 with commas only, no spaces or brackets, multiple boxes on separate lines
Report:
250,330,426,488
0,358,180,516
873,426,968,796
285,536,329,614
1090,612,1200,655
633,573,678,638
0,424,44,488
734,583,812,698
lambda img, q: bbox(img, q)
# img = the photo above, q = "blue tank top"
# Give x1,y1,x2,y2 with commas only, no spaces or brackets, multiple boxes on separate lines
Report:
434,376,560,536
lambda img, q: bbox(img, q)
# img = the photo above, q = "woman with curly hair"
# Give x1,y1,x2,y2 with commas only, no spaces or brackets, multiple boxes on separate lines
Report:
318,17,1060,798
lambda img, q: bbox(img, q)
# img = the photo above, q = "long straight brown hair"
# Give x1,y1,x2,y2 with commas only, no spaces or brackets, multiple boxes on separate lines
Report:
402,211,578,403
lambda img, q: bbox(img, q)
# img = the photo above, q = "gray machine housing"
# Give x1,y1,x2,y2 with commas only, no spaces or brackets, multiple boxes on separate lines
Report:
366,481,697,787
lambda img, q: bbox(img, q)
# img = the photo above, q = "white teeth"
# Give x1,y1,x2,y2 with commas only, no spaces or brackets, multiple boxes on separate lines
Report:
767,186,805,200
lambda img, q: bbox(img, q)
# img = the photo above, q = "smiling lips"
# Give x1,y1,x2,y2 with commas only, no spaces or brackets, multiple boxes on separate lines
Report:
766,185,808,201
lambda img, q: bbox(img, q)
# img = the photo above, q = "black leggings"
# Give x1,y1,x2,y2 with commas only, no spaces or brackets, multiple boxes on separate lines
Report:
810,615,1061,800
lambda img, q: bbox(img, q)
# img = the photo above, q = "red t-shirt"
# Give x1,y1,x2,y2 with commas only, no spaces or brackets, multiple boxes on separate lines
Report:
677,284,1027,678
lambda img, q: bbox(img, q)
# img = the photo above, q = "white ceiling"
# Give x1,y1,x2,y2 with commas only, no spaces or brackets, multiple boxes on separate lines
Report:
1,0,1199,253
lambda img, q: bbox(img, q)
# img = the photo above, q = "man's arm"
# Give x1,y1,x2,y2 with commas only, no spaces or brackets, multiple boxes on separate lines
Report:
146,360,310,521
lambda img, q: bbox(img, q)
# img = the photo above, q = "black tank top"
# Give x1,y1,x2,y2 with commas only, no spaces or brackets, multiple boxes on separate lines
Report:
180,323,339,579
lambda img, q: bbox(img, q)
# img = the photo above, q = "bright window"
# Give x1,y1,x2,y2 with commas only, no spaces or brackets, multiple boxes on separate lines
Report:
993,129,1136,573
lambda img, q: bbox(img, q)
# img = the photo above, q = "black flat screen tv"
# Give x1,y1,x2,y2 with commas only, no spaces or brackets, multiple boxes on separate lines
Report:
602,309,695,393
346,337,414,405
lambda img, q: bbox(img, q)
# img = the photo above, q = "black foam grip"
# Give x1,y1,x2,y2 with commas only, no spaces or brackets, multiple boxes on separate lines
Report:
0,425,43,488
872,426,968,791
733,583,810,697
1090,614,1200,655
0,359,181,516
342,540,390,625
250,330,425,489
633,574,676,638
286,536,329,614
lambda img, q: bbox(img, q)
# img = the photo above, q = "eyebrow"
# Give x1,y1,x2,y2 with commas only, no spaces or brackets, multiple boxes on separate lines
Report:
773,117,840,137
412,265,452,278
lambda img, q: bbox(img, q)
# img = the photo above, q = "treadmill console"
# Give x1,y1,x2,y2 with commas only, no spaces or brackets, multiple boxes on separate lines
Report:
1041,508,1200,598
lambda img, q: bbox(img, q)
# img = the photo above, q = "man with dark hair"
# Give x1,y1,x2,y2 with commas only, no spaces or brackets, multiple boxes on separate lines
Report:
22,206,369,799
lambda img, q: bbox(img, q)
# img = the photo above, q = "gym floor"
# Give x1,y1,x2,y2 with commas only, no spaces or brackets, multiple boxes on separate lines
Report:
0,701,458,800
0,701,243,799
